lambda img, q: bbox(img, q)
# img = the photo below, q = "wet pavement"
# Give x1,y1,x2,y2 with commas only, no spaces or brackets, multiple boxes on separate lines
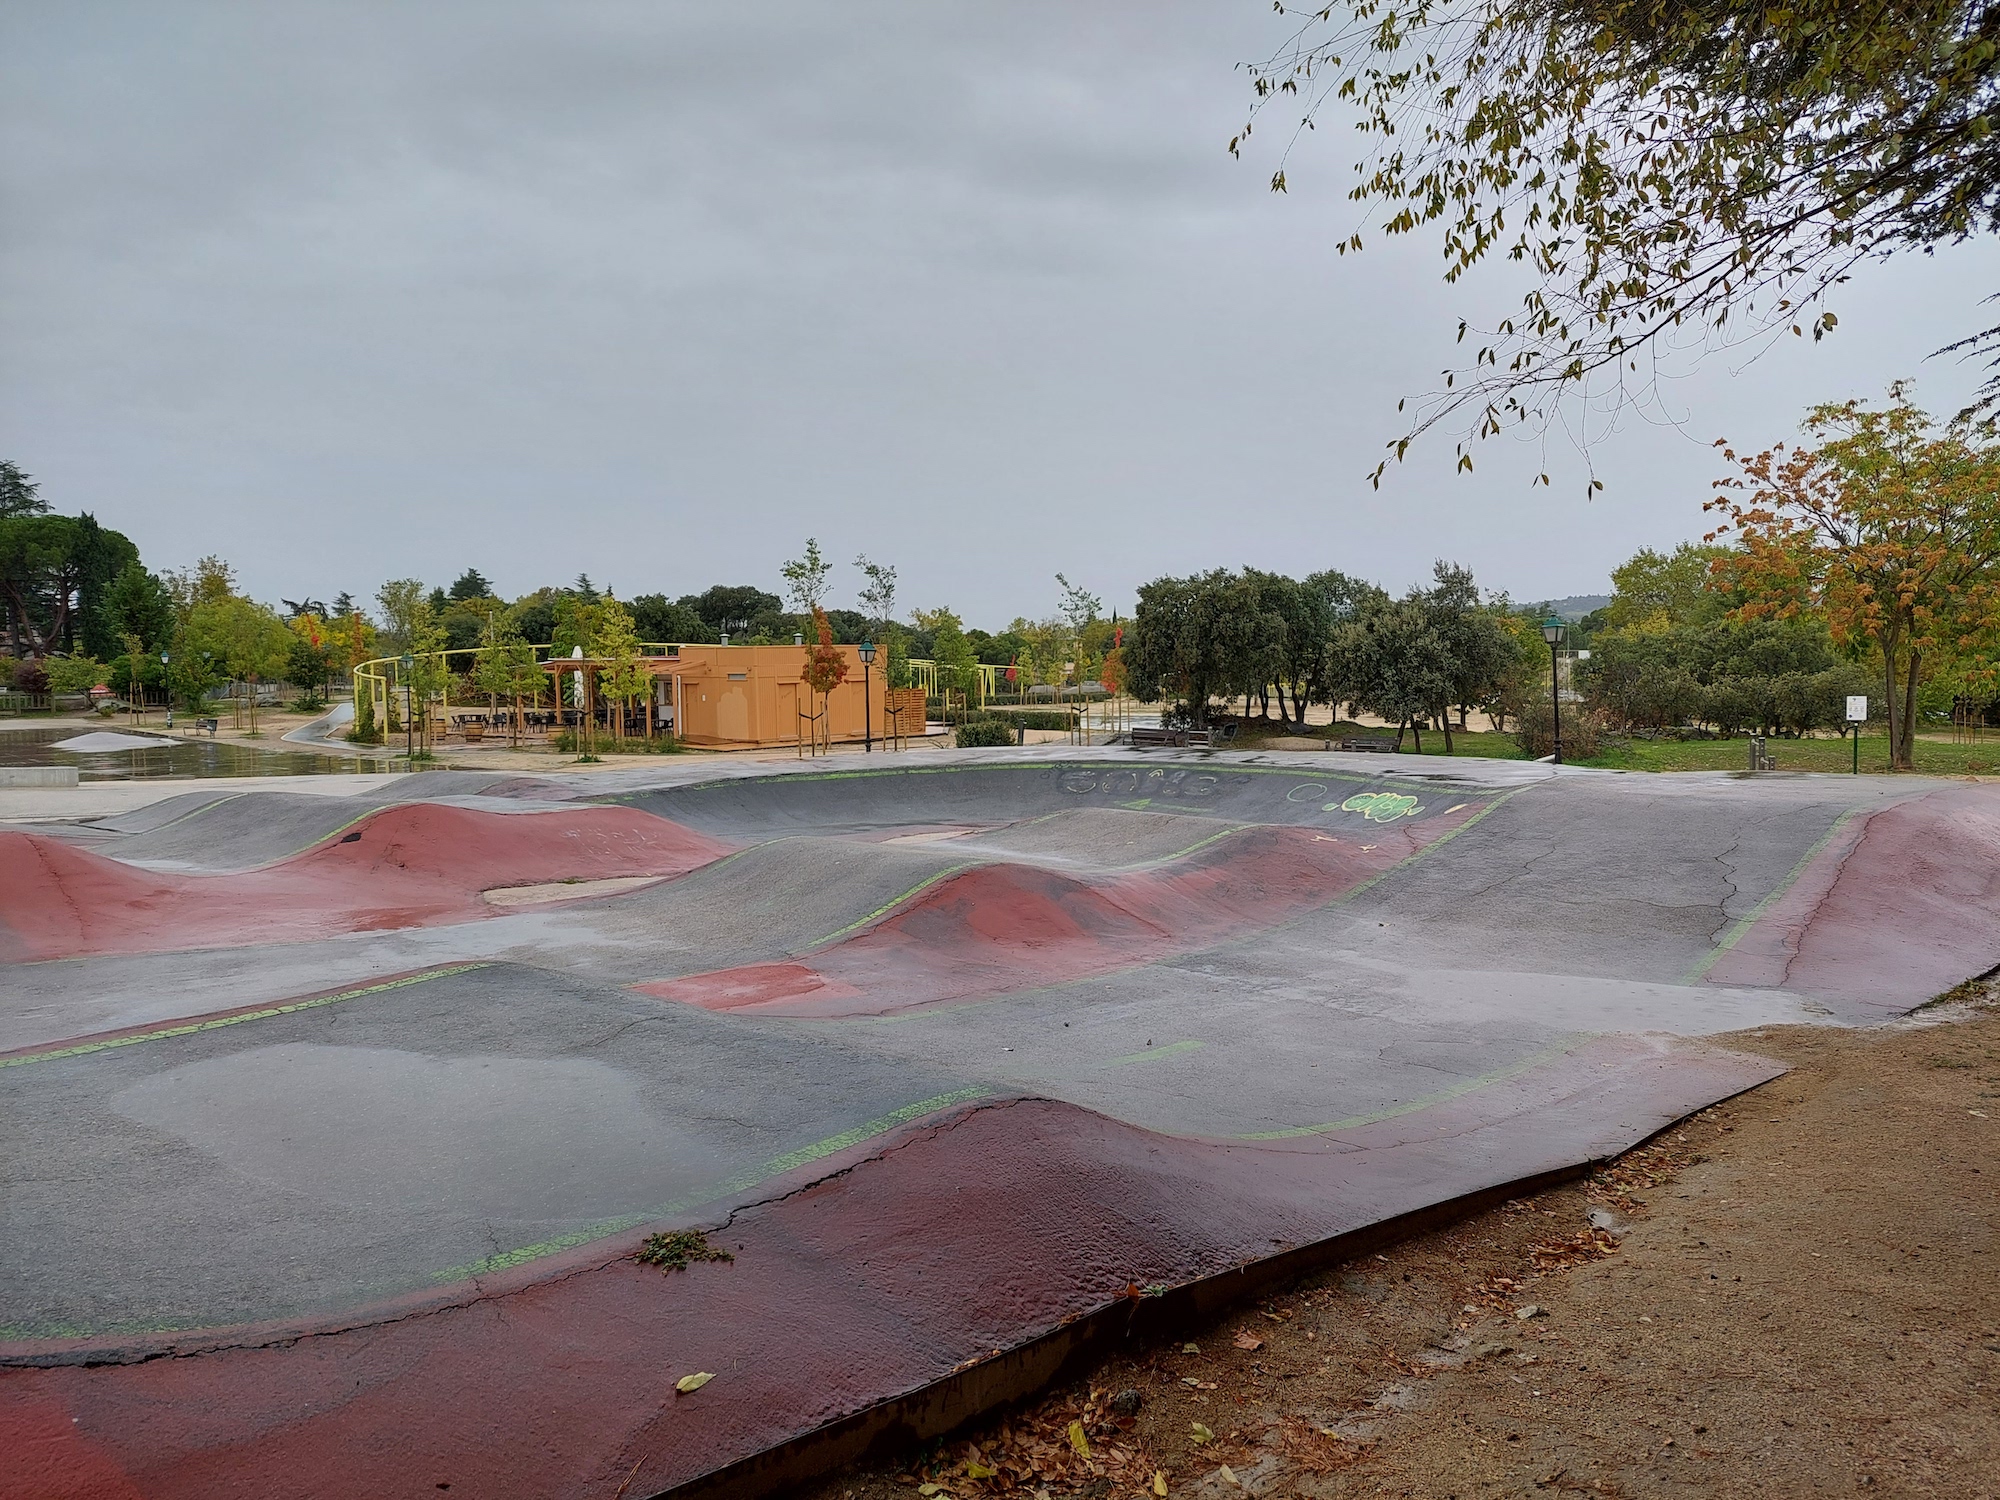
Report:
3,748,1995,1498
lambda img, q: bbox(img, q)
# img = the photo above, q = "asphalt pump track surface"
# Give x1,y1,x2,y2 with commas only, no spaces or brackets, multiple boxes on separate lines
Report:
5,750,1999,1498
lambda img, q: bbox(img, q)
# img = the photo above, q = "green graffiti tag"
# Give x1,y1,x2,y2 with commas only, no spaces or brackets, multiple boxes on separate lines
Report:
1327,791,1423,822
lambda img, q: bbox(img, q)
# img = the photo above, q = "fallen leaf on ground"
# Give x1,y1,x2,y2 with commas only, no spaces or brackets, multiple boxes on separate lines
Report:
1232,1330,1265,1351
1153,1471,1168,1495
1182,1342,1200,1354
965,1460,996,1479
1190,1423,1214,1444
1219,1464,1240,1487
1067,1419,1090,1457
674,1371,714,1394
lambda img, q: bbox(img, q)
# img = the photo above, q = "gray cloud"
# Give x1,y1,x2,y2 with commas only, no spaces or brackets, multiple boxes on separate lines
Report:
5,0,1996,623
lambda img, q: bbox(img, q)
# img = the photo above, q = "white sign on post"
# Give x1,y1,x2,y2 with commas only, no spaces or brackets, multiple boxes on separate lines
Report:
1846,695,1869,722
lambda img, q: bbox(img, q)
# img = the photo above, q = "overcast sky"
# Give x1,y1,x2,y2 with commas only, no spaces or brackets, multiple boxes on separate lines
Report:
6,2,1997,628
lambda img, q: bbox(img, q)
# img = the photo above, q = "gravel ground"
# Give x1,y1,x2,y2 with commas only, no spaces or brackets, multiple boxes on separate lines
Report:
806,982,2000,1500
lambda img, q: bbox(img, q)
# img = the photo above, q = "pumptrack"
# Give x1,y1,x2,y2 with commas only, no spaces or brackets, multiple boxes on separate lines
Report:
4,750,1997,1500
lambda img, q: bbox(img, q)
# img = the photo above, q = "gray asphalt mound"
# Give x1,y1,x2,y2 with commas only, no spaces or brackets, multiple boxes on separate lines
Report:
0,960,976,1337
74,778,569,871
957,805,1246,868
80,771,508,839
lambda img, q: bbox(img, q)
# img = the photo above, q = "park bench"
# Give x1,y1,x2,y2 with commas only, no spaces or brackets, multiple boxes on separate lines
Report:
1337,736,1398,753
1130,726,1228,749
195,717,218,737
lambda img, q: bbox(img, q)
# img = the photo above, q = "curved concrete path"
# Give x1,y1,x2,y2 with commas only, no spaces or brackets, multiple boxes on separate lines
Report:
3,750,1996,1499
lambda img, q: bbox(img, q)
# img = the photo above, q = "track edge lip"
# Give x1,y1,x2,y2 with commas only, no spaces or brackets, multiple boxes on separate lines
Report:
648,1064,1785,1500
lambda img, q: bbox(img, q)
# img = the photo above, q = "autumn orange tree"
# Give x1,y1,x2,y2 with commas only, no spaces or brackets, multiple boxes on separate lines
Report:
1705,388,2000,769
800,607,849,756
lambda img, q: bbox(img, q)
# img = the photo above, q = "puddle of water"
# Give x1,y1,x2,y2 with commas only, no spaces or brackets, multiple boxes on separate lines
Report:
0,722,403,780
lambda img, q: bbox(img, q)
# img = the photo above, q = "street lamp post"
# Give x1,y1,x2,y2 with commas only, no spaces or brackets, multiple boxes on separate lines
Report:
859,640,876,753
398,653,415,760
160,653,171,729
1540,616,1567,765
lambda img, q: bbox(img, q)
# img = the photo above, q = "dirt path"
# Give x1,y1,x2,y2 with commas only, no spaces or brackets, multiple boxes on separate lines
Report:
808,986,1999,1500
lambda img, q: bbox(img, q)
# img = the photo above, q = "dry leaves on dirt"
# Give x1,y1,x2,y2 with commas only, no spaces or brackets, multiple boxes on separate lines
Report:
1267,1416,1374,1475
897,1387,1157,1495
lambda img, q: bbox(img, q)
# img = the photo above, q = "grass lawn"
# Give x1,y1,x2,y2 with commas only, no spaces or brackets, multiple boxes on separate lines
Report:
1225,718,1999,776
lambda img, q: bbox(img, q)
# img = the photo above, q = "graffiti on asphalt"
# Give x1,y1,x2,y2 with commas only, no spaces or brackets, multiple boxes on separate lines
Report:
1328,792,1423,822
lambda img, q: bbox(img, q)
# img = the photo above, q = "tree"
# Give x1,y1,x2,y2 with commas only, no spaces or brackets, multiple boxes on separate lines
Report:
1708,389,2000,767
181,594,293,733
1305,569,1392,715
1245,0,2000,470
1341,597,1456,751
403,604,452,755
682,584,782,638
92,562,174,661
630,593,709,644
285,620,336,705
0,461,45,520
449,568,494,602
855,555,898,639
1018,616,1074,702
550,593,604,658
0,512,137,657
1605,545,1735,630
165,556,235,614
923,607,980,713
800,606,850,754
1124,571,1245,728
1415,562,1516,748
781,538,834,621
375,579,428,654
596,592,652,742
474,616,544,745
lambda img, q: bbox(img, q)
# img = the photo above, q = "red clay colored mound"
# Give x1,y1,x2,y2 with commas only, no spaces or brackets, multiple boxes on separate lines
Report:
0,1035,1779,1500
1704,786,2000,1019
647,808,1480,1017
0,805,731,962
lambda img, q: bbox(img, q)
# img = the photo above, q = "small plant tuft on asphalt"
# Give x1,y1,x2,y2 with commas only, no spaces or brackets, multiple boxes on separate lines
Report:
638,1229,734,1274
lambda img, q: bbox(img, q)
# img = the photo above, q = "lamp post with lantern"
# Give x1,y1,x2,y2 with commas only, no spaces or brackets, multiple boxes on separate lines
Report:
1540,616,1567,764
859,640,876,752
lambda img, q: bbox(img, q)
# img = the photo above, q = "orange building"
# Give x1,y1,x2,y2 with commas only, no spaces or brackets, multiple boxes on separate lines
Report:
546,643,894,749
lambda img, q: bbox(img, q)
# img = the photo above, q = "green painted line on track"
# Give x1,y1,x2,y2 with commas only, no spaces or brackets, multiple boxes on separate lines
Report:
0,965,491,1068
1679,806,1866,985
804,862,977,948
1236,1032,1591,1140
429,1084,994,1282
1105,1039,1204,1067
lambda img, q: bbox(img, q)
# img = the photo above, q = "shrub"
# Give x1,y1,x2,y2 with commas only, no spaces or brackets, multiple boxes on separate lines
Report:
954,719,1017,748
552,729,682,754
1513,698,1605,759
10,660,49,695
45,656,108,694
984,708,1080,731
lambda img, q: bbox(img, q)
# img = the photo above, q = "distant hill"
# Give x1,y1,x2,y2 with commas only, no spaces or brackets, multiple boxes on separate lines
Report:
1525,594,1612,622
